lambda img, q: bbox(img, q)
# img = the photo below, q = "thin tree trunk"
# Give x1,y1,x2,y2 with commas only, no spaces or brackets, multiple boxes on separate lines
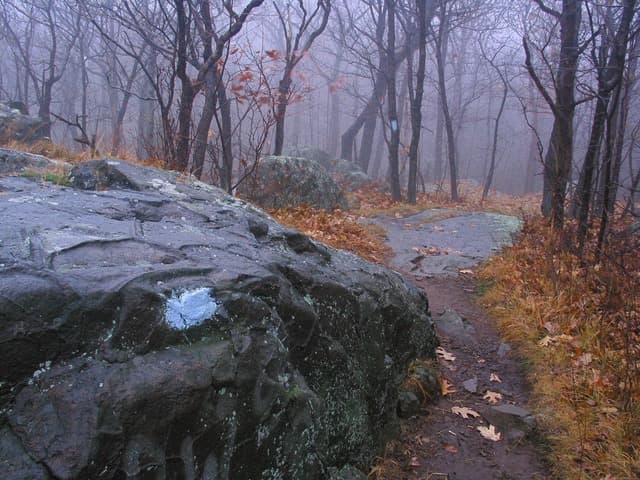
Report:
192,69,217,180
524,80,540,194
385,0,402,201
407,0,427,204
482,70,507,201
273,72,292,155
217,81,233,192
435,15,458,201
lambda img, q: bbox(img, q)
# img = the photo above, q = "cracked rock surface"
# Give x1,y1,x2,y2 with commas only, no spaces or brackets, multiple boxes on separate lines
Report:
0,157,436,479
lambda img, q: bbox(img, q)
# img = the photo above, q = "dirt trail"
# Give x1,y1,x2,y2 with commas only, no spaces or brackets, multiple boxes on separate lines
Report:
374,211,549,480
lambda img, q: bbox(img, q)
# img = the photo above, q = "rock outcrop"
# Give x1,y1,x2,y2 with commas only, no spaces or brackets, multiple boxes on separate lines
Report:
283,146,375,192
0,147,69,175
238,155,348,210
0,157,436,479
0,101,47,143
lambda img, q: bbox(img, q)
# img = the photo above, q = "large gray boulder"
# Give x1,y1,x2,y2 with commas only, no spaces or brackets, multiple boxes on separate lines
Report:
0,158,437,479
0,147,70,175
0,101,47,143
239,155,348,210
283,146,376,192
282,146,333,169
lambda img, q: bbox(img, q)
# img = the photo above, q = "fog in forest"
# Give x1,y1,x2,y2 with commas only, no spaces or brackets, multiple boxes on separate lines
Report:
1,0,638,213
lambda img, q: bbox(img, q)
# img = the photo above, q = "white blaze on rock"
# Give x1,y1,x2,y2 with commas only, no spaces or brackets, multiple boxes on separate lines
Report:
165,288,218,330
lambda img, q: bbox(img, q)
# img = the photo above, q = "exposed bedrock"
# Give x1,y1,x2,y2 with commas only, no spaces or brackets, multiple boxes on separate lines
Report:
0,157,436,479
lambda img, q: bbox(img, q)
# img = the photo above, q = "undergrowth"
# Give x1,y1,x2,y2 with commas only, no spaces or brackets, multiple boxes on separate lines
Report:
479,217,640,479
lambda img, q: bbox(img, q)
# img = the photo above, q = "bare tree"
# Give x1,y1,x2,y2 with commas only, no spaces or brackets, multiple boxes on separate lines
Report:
572,0,637,249
406,0,434,203
272,0,331,155
431,0,459,201
0,0,82,138
173,0,264,172
524,0,584,228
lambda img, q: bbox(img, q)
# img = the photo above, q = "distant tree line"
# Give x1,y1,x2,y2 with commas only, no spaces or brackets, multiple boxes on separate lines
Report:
0,0,639,246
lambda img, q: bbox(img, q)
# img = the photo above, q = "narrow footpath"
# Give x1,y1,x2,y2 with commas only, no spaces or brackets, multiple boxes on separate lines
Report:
372,211,549,480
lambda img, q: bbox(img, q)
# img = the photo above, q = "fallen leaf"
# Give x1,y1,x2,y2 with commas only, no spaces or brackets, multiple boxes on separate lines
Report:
538,335,553,347
489,373,502,383
477,424,502,441
576,352,593,366
557,334,575,343
444,444,459,453
441,379,457,396
483,391,502,404
436,347,456,362
600,406,619,417
451,406,480,419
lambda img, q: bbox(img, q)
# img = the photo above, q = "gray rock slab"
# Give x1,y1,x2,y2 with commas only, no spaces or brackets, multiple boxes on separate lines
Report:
0,159,437,479
463,376,478,393
0,147,70,175
483,404,537,439
498,343,512,357
435,308,477,341
370,210,522,276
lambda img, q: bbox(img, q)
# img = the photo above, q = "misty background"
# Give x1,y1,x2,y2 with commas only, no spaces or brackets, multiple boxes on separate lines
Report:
0,0,638,209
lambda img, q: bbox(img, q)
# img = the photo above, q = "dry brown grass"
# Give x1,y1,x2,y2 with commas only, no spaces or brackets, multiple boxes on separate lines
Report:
479,218,640,479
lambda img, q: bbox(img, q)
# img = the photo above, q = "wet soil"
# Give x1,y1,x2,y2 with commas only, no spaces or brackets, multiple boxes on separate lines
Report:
375,212,549,480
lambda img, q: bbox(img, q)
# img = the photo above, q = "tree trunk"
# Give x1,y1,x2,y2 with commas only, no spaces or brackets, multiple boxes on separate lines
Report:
174,0,196,172
136,49,157,160
524,80,540,194
482,70,507,201
217,81,233,192
542,0,582,227
341,67,386,161
385,0,402,201
434,13,458,201
407,0,427,204
357,114,377,172
192,69,218,180
273,73,292,155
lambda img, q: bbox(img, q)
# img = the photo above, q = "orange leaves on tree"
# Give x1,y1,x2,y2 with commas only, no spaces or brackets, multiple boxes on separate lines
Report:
265,49,280,60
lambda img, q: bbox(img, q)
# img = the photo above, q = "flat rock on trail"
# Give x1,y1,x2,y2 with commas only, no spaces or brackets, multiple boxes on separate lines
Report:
374,211,549,480
370,210,522,277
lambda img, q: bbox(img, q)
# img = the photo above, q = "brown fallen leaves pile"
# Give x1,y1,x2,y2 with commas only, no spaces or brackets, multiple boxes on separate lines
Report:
480,217,640,479
268,205,392,264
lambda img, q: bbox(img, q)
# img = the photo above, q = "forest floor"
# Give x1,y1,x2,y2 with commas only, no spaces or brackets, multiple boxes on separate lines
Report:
369,210,550,480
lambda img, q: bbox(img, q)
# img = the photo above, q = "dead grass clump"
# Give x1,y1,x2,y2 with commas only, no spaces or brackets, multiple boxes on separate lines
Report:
479,217,640,479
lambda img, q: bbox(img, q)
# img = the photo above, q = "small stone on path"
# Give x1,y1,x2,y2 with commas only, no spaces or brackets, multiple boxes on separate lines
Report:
497,343,512,357
463,376,478,393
